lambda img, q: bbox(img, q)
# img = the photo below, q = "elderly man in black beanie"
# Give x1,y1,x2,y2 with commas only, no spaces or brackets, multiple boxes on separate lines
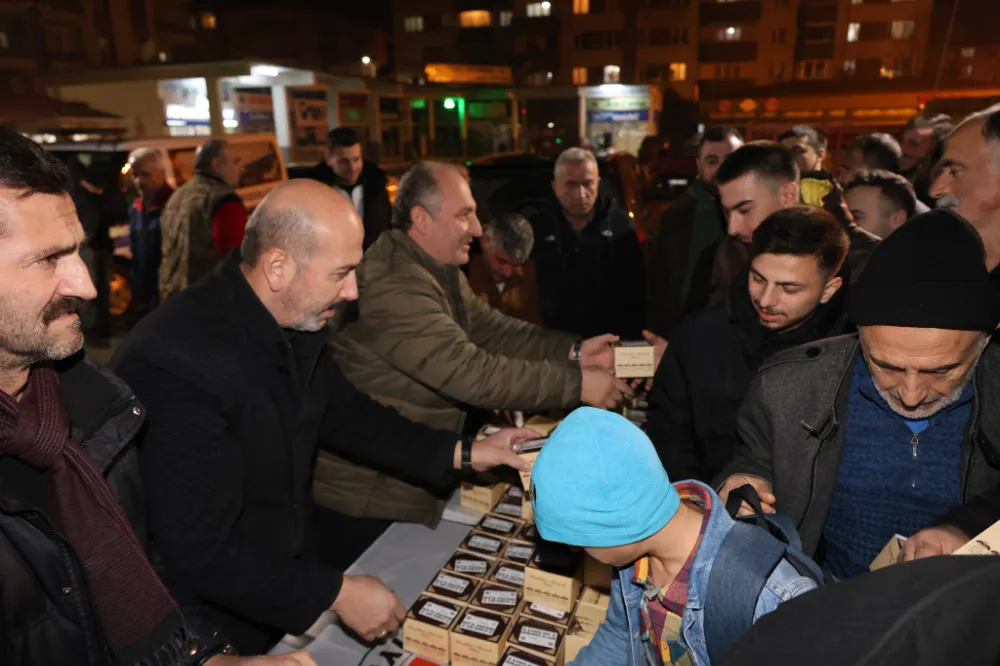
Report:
717,209,1000,579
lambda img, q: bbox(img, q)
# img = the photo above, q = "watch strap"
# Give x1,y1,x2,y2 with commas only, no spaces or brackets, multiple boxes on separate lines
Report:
461,436,474,471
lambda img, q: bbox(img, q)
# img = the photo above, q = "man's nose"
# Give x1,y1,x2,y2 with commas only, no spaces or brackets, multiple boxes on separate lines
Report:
61,254,97,301
727,213,743,237
469,214,483,238
897,374,930,410
342,271,359,302
929,171,952,200
758,285,778,309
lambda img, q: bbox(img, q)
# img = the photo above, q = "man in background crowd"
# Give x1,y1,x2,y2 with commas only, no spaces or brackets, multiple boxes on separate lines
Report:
648,206,849,483
327,161,631,538
127,147,172,314
305,127,391,250
158,138,245,301
466,212,542,324
778,125,828,175
530,148,646,339
843,170,918,240
837,133,903,185
647,126,742,336
902,113,954,206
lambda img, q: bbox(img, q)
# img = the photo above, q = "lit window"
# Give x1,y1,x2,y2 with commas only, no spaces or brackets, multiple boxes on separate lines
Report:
574,0,590,13
500,10,513,26
847,22,859,42
404,16,424,32
459,10,491,27
851,0,862,4
964,64,974,77
718,26,742,41
798,60,829,80
844,59,857,74
891,20,915,39
527,2,552,17
669,62,686,81
200,12,216,29
603,64,621,83
0,32,8,49
962,47,976,58
573,66,587,84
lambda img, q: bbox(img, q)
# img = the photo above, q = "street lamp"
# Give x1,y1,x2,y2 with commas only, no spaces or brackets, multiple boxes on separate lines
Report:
541,1,550,9
361,55,371,65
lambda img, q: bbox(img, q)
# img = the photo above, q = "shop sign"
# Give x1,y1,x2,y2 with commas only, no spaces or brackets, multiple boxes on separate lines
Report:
424,63,513,85
234,87,275,134
586,109,650,123
288,87,328,164
586,96,649,112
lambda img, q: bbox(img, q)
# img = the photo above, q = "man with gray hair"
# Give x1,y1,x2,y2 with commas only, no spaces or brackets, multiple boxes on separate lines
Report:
158,138,246,301
530,147,646,339
467,212,542,323
326,160,633,529
126,146,172,313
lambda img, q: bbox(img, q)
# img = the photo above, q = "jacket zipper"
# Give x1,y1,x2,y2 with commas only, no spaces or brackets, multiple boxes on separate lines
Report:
911,432,919,490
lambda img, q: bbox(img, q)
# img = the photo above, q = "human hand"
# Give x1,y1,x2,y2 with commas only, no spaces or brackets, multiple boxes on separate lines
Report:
331,575,406,642
456,428,539,472
718,475,776,516
628,330,668,391
581,367,634,410
208,652,318,666
579,334,619,371
900,525,970,562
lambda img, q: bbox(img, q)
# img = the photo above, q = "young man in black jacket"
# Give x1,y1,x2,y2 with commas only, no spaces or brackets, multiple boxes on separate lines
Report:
647,205,849,483
303,127,392,250
0,126,312,665
111,179,534,655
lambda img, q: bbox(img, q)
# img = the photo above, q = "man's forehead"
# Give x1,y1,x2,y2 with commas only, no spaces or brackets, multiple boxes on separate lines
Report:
557,162,597,181
861,325,981,353
751,252,820,278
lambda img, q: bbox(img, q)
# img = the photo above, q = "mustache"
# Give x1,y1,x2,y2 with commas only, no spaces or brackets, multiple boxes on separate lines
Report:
42,296,83,325
753,302,782,316
936,195,961,209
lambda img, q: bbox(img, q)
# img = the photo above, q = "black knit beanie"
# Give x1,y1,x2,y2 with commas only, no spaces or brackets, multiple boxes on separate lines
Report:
847,209,1000,332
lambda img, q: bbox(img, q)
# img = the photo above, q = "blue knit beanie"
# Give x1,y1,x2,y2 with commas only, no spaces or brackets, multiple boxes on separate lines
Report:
531,407,680,548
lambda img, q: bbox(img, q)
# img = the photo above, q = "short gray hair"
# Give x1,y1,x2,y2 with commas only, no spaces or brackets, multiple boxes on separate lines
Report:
241,199,315,267
127,147,164,169
393,160,449,232
485,213,534,262
554,147,597,178
195,139,229,174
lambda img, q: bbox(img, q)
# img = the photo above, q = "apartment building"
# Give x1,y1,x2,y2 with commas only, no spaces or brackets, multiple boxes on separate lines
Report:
393,0,935,100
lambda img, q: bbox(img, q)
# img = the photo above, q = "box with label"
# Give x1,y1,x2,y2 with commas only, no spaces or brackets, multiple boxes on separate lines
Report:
450,608,512,666
574,586,611,635
869,534,908,571
502,541,536,566
470,582,523,616
514,523,541,546
955,519,1000,555
518,600,572,630
403,595,462,663
443,552,497,580
461,481,510,514
459,531,506,558
582,553,613,591
490,562,527,589
524,546,583,613
506,616,566,665
493,495,524,519
499,647,555,666
423,570,478,605
516,447,543,492
522,498,534,524
477,513,523,539
614,341,656,379
563,621,595,663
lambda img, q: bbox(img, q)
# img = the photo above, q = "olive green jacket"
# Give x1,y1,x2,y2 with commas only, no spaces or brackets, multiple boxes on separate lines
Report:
320,230,581,525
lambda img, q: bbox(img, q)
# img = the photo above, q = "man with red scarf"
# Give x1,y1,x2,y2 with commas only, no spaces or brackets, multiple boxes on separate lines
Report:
0,125,312,665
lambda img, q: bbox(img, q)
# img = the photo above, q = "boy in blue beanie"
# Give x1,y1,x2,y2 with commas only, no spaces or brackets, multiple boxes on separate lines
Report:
531,407,819,666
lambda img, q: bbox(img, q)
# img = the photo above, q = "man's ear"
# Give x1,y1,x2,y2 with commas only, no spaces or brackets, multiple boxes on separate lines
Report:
889,209,908,232
261,248,294,293
410,205,432,236
780,181,800,207
820,275,844,304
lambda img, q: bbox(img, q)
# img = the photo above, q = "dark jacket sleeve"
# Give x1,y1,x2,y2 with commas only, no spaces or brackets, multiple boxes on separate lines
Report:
317,356,459,488
646,333,708,481
932,484,1000,539
681,240,720,318
363,165,393,250
715,372,775,489
616,228,647,339
115,358,343,637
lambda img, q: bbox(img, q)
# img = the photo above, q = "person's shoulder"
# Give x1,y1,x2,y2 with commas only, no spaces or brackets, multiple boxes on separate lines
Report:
848,224,881,250
760,559,820,609
757,334,859,377
673,303,730,345
363,160,388,186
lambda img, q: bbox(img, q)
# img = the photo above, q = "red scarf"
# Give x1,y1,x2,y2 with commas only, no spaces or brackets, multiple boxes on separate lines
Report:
0,366,179,657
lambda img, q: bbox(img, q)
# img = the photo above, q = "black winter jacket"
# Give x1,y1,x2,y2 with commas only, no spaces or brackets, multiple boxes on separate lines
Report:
0,353,224,665
302,160,392,250
111,253,460,654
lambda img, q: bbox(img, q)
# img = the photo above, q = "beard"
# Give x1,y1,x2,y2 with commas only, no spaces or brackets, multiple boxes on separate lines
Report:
875,362,977,419
0,295,85,367
936,195,961,209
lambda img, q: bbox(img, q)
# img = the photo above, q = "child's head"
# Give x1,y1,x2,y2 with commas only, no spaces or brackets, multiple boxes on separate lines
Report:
530,407,680,567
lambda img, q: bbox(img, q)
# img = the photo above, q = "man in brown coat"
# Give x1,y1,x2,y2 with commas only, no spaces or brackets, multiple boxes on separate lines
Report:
323,161,633,529
466,212,542,324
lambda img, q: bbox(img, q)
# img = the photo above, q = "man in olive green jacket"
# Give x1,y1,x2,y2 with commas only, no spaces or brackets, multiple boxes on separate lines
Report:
324,161,632,526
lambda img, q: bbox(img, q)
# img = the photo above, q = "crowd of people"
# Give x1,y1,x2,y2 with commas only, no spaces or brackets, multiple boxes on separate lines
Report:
3,98,1000,666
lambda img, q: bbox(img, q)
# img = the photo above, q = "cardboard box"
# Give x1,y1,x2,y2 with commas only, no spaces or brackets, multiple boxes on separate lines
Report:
424,570,478,605
505,486,524,499
450,608,512,666
563,622,595,663
490,562,527,589
517,448,542,493
574,586,611,635
523,498,534,523
502,541,537,566
477,513,523,539
470,582,523,616
524,546,583,613
955,519,1000,555
443,552,496,580
524,416,561,437
614,342,656,379
582,553,613,591
518,600,572,630
499,647,555,666
461,481,510,513
403,595,462,663
506,616,566,665
514,523,541,546
459,531,506,558
493,496,524,519
869,534,908,571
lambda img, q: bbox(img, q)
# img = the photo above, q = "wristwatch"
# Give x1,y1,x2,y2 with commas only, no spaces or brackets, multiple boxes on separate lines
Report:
461,436,475,471
570,341,582,363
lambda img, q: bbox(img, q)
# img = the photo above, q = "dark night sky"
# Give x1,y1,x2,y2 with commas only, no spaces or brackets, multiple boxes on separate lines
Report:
325,0,393,30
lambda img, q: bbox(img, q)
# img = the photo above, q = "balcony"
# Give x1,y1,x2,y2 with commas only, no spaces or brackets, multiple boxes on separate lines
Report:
798,4,838,24
700,1,761,26
511,14,560,34
455,0,514,11
796,42,835,60
699,41,757,63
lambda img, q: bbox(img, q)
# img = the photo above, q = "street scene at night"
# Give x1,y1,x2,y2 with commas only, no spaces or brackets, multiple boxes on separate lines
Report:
3,0,1000,664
